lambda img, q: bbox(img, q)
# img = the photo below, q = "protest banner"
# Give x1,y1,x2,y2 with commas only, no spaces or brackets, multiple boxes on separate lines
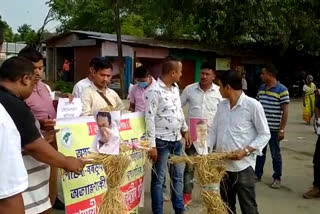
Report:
56,112,146,214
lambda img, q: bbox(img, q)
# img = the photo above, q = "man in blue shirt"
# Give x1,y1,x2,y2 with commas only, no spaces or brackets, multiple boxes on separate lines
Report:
255,64,289,189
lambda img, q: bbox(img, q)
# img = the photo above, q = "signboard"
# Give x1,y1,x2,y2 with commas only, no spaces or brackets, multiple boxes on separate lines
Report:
56,112,146,214
216,58,231,70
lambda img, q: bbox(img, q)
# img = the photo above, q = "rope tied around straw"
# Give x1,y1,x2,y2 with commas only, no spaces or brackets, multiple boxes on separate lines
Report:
85,153,131,214
169,152,232,214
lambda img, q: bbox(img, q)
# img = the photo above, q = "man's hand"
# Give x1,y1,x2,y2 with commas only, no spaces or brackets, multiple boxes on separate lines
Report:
181,131,192,148
42,129,60,145
63,93,74,102
149,147,158,162
39,118,56,131
230,149,247,161
277,131,285,141
63,157,86,175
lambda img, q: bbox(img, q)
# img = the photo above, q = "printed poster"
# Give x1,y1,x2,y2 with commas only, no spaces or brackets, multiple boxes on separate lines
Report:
189,117,208,155
56,112,146,214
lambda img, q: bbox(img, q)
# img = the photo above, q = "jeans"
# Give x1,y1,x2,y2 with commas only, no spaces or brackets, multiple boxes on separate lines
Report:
151,138,184,214
255,131,282,180
220,167,259,214
313,136,320,187
183,145,197,194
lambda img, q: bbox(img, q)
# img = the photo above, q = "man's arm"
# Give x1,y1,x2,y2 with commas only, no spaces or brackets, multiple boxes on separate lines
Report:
207,112,219,152
180,87,188,107
231,103,271,160
129,102,135,112
128,88,136,112
278,103,289,141
279,103,289,130
24,137,85,173
0,193,25,214
115,93,125,111
145,90,159,162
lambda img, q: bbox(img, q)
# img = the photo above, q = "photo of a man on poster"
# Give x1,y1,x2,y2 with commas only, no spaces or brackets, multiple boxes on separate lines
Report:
190,118,208,155
90,111,121,155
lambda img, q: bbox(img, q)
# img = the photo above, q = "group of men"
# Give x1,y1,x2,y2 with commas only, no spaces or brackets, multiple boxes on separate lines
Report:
0,29,87,214
127,57,289,214
3,25,320,214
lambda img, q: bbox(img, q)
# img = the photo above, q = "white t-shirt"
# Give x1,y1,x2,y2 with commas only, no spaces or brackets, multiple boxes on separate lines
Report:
72,77,92,98
0,104,28,199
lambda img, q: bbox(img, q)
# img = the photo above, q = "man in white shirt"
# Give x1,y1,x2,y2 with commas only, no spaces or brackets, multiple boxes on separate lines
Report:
180,62,222,206
0,104,28,214
81,57,125,115
72,62,94,98
145,57,190,214
0,27,26,214
208,70,270,214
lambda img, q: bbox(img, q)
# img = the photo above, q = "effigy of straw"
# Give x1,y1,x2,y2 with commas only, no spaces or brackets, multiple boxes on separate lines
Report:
86,153,131,214
169,152,232,214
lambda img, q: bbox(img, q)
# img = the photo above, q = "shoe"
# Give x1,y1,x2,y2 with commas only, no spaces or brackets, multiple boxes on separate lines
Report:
53,198,65,210
271,179,281,189
183,193,192,207
303,187,320,199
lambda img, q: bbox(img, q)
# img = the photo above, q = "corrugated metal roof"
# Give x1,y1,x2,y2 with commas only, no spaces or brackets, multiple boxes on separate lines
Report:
47,30,216,52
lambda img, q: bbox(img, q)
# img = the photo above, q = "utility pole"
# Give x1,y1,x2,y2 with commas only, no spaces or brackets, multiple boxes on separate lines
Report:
114,0,125,98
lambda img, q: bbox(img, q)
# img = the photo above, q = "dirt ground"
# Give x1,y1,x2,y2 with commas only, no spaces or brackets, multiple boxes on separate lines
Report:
54,99,320,214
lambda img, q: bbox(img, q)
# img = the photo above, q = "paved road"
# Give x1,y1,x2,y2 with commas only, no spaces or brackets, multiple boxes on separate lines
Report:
55,99,320,214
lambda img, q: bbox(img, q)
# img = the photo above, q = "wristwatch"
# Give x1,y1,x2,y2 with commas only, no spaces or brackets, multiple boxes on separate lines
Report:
244,147,251,156
279,130,284,133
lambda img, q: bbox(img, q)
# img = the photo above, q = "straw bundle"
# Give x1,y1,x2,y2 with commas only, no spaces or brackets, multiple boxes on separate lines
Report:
86,153,131,214
169,152,232,214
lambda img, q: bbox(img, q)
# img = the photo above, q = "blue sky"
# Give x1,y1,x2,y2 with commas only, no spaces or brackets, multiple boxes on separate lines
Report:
0,0,60,32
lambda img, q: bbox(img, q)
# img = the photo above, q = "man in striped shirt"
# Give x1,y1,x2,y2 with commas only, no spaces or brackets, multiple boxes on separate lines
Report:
255,64,289,189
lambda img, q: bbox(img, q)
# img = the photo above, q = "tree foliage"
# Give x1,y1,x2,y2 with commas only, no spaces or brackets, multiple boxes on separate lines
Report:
48,0,320,55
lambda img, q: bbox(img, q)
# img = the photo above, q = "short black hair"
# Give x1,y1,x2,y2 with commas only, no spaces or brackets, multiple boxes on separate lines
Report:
135,66,149,78
18,47,43,62
96,111,112,125
0,56,34,81
217,69,242,90
201,62,214,70
0,26,3,46
262,64,278,77
162,56,181,75
89,56,113,72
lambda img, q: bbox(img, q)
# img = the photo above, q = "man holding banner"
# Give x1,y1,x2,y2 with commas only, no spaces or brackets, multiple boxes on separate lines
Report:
145,57,190,214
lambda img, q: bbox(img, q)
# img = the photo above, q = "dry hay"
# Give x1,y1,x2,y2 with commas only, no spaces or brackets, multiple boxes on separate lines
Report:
86,153,131,214
169,152,232,214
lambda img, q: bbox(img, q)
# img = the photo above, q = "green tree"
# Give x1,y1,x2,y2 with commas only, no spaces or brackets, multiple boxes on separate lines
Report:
0,16,15,42
48,0,320,55
17,24,37,43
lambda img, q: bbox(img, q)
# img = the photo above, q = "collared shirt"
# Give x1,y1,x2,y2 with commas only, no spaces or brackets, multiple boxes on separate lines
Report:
0,103,28,199
129,77,156,112
208,93,270,172
181,82,222,124
72,77,92,98
257,82,290,131
25,81,56,120
145,78,188,147
81,84,125,116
